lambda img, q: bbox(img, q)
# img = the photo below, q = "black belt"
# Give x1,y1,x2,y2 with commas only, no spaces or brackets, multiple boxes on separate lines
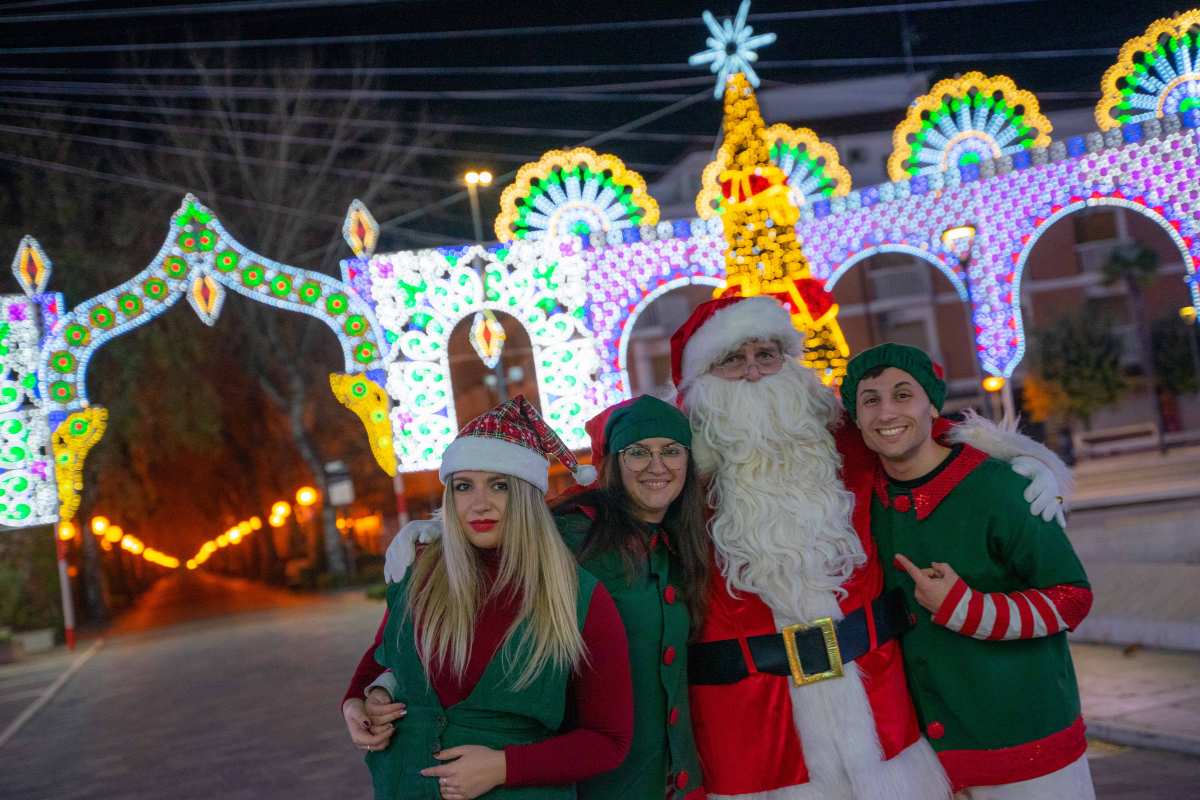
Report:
689,588,913,686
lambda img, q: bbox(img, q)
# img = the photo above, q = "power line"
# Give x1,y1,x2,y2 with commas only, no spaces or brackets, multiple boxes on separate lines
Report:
0,0,1048,56
296,88,714,260
0,79,692,104
0,150,455,245
0,105,670,171
0,0,428,24
0,95,716,144
0,117,462,190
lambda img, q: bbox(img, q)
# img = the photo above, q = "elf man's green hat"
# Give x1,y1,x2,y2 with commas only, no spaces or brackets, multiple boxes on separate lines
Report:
841,343,946,422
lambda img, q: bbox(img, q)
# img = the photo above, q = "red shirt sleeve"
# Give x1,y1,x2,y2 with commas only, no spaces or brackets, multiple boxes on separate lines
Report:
503,583,633,787
341,607,390,708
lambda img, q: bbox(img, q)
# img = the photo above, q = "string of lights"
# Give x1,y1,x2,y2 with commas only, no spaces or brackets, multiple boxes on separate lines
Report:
0,115,462,190
0,0,1046,55
0,0,427,24
0,79,692,104
0,95,717,145
0,110,670,173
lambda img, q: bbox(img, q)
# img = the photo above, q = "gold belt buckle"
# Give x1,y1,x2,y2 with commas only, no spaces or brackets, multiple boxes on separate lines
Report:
780,617,844,686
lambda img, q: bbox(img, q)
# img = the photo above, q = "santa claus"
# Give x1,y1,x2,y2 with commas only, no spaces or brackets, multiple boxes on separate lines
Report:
671,294,1068,800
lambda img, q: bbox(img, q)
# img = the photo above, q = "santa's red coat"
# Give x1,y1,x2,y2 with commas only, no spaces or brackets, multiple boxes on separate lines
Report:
688,420,949,796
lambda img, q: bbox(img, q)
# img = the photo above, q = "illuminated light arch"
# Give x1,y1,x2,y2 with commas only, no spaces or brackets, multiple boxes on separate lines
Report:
369,240,599,473
824,243,970,301
1006,194,1194,377
697,124,851,219
34,195,395,520
494,148,660,252
887,71,1053,181
1096,9,1200,130
616,275,725,384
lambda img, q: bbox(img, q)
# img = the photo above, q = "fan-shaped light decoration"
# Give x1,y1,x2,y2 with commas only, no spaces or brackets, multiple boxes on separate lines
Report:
494,148,659,249
887,71,1052,181
11,236,52,298
1096,9,1200,130
697,123,850,219
330,373,396,476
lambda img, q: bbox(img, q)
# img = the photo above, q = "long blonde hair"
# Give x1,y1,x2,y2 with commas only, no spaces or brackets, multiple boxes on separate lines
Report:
406,476,587,689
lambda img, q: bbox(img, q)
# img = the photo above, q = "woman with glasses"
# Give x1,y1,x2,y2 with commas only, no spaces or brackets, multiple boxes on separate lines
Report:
346,395,708,799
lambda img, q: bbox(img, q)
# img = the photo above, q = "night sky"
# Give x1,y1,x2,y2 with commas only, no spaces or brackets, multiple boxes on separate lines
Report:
0,0,1194,242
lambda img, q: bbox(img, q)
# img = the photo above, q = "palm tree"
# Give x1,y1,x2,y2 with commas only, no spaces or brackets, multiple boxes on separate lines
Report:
1102,243,1166,448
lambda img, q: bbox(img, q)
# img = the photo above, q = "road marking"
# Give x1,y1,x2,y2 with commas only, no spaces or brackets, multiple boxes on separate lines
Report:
0,639,103,750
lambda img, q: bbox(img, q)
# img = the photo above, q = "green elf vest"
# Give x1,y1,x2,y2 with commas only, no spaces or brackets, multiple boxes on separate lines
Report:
366,566,599,800
556,512,702,799
871,448,1090,787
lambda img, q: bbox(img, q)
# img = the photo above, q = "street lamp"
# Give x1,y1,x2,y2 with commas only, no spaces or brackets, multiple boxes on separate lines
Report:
941,223,1016,420
464,169,493,244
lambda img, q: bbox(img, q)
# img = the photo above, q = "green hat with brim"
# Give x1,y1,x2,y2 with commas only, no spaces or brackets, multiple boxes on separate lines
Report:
841,343,946,422
605,395,692,455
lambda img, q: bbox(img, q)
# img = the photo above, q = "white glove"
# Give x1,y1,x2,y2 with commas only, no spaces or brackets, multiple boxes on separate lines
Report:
1010,455,1066,528
383,518,442,583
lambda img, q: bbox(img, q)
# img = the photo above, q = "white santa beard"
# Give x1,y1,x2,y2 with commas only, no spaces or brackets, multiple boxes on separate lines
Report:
687,361,864,612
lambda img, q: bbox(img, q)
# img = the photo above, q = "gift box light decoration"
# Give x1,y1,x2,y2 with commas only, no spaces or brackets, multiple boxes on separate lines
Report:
1096,9,1200,130
494,147,659,257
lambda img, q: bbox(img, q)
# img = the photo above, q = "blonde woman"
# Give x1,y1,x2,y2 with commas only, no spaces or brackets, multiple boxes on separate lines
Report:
347,397,632,800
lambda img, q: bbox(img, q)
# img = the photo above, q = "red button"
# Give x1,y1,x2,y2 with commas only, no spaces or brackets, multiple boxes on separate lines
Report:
668,707,680,726
674,770,690,790
893,495,912,513
927,721,945,740
664,585,677,605
663,645,677,666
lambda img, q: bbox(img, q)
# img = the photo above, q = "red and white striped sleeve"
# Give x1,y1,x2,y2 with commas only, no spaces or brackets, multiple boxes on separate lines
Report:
932,578,1093,640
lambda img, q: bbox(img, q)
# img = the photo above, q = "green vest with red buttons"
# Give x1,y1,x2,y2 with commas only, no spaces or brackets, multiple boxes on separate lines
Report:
556,511,702,799
870,447,1089,784
366,566,598,800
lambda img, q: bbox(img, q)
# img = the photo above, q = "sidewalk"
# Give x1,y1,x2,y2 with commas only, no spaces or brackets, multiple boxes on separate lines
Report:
1074,641,1200,756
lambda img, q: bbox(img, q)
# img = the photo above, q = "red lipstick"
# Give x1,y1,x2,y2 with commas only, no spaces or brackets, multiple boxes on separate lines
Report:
469,520,498,532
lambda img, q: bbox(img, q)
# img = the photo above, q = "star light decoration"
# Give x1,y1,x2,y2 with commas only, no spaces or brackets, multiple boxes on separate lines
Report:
689,0,776,99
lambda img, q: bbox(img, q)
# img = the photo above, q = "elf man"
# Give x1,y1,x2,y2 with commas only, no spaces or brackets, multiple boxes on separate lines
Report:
842,342,1096,799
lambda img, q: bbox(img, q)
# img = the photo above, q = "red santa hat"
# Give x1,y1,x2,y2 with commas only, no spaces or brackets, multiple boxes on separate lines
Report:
669,295,805,391
440,395,597,493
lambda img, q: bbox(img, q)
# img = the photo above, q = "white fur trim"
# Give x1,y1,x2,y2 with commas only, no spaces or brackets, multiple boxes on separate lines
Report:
680,296,804,389
572,463,598,486
946,410,1074,505
439,436,549,492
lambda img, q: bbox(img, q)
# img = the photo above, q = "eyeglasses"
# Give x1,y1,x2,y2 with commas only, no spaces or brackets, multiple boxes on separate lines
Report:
619,444,689,472
709,345,785,378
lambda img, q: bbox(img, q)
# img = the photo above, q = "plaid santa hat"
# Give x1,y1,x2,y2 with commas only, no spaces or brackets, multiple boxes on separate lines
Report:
440,395,597,493
669,295,804,392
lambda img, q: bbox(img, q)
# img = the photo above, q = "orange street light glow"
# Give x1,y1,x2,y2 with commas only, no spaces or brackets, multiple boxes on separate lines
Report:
271,501,292,519
269,514,285,528
216,534,230,547
57,520,77,541
104,525,123,543
90,515,109,535
982,375,1006,393
249,516,263,530
296,486,318,507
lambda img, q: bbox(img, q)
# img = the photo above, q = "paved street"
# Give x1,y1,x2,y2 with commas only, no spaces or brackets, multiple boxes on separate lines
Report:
0,573,1196,798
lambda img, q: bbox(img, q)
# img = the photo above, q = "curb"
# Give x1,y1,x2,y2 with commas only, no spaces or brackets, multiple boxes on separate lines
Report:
1087,719,1200,758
